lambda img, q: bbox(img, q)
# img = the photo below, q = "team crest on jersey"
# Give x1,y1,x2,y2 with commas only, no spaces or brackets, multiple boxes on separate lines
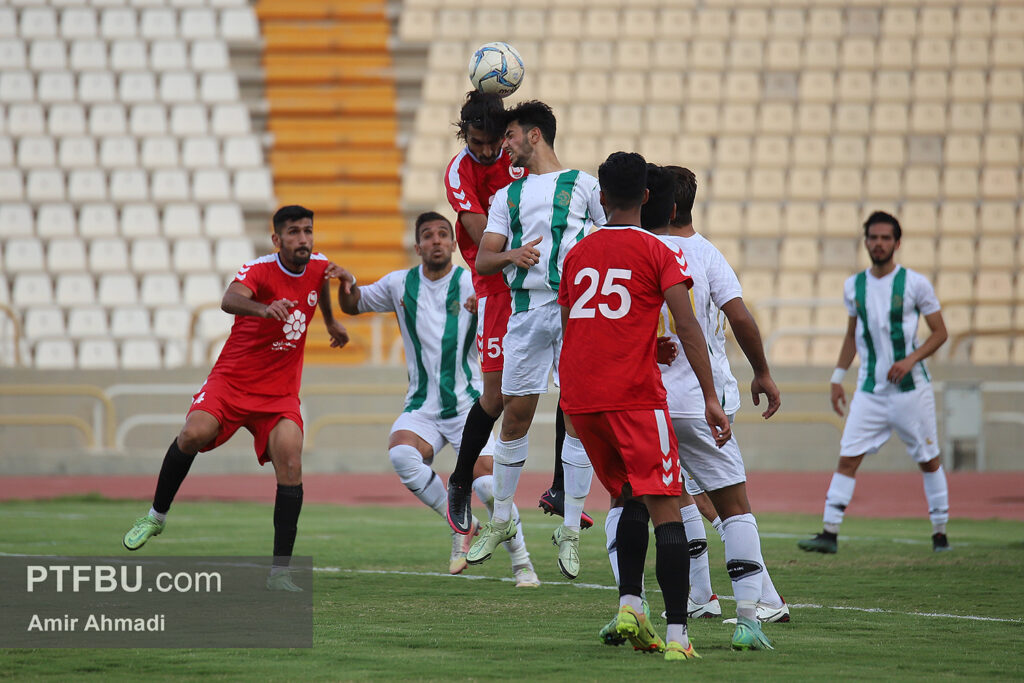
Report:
447,298,461,317
555,190,571,208
307,290,318,307
891,294,903,310
509,166,525,180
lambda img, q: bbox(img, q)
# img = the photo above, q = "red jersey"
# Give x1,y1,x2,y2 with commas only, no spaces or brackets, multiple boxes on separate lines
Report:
208,252,329,398
444,147,527,297
557,226,692,414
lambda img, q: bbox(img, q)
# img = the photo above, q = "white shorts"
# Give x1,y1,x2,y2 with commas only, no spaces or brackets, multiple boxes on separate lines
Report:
840,386,940,463
672,415,746,494
501,299,561,396
390,409,496,461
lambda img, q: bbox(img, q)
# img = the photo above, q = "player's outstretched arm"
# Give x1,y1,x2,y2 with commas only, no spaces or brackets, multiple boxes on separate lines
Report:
721,298,780,419
665,283,731,447
337,276,362,316
460,212,488,245
318,278,349,350
221,281,294,321
887,310,947,383
830,316,858,416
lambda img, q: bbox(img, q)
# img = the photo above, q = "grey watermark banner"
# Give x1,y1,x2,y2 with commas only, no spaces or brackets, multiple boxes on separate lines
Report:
1,556,312,648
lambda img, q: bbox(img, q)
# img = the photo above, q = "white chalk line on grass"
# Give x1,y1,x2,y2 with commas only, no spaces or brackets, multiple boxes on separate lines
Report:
314,566,1023,625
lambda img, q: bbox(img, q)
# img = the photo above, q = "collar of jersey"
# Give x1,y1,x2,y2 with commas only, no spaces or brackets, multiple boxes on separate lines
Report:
466,147,504,165
276,253,306,278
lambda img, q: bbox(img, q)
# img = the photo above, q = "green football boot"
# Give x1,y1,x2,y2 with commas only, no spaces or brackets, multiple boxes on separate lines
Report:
731,615,774,651
616,604,665,653
266,570,303,592
797,532,838,554
122,514,165,551
466,516,517,565
665,641,701,661
551,525,580,580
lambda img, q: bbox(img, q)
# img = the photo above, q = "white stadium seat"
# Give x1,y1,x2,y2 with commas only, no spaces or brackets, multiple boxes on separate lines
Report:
140,136,179,169
170,104,208,135
97,272,137,305
130,237,171,271
193,169,231,202
150,40,188,71
121,203,160,237
101,9,137,40
49,103,86,135
47,238,87,271
78,339,119,369
204,203,243,236
12,273,54,306
163,203,202,236
67,307,109,338
9,103,44,134
110,39,147,71
223,136,261,168
59,136,97,168
0,203,33,237
67,169,107,202
181,9,216,39
214,238,254,273
183,273,222,306
109,169,148,201
233,169,273,205
160,72,197,102
4,238,45,273
152,169,190,201
121,339,162,369
20,8,58,39
34,339,76,369
173,237,213,272
129,104,168,136
79,71,116,103
36,203,75,237
70,39,107,70
190,40,228,71
37,71,75,103
199,72,239,103
17,136,57,168
61,8,98,39
89,104,128,135
0,71,35,102
55,273,97,306
0,38,27,69
211,104,250,135
140,9,177,40
219,8,258,44
0,169,24,201
142,274,181,306
30,40,67,70
26,169,66,202
111,306,152,338
182,136,219,168
99,136,138,168
119,72,157,103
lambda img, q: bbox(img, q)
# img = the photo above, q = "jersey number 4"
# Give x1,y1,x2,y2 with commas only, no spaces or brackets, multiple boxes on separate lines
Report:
569,268,633,320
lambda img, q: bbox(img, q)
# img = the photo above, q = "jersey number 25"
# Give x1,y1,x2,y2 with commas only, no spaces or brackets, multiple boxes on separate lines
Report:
569,268,633,320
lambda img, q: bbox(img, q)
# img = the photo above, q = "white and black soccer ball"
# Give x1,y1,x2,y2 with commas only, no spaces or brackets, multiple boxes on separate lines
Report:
468,42,525,98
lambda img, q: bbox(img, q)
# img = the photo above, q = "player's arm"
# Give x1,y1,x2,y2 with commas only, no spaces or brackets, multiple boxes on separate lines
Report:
665,283,731,447
830,316,858,416
318,278,349,349
221,281,294,321
475,232,543,275
337,276,362,316
460,211,488,245
721,298,780,419
887,310,947,383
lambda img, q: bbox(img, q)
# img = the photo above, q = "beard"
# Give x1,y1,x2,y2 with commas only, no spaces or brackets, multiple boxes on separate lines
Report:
869,249,893,266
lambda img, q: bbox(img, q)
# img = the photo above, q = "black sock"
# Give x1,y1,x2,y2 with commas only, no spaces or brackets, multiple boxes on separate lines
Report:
820,530,838,541
152,438,197,514
616,499,650,598
654,521,690,626
551,406,566,491
451,400,498,486
273,483,304,566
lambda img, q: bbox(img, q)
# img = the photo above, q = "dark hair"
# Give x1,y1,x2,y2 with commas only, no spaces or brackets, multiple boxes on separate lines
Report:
640,164,676,231
455,90,507,142
664,166,696,227
504,100,556,147
415,211,452,241
598,152,648,212
272,205,313,234
863,210,902,241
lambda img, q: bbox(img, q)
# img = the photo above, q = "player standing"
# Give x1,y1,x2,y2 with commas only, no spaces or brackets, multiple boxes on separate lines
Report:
122,205,350,591
560,152,730,661
443,92,592,536
466,101,605,579
337,212,539,586
799,211,950,554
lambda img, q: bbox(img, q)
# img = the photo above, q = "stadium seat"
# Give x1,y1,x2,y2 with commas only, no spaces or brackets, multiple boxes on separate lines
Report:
193,169,231,201
780,238,820,271
16,136,56,168
38,71,75,103
152,169,190,202
130,238,171,272
55,273,96,306
204,203,244,237
980,168,1018,199
745,202,782,236
200,72,239,103
979,203,1017,235
0,168,24,201
67,307,108,338
99,136,138,168
816,271,849,299
183,273,223,306
118,203,158,237
97,272,138,306
937,237,976,270
12,273,53,306
37,203,75,237
66,167,105,202
214,237,254,273
89,104,128,136
49,104,86,135
121,339,163,369
59,137,97,168
212,104,250,135
34,339,75,369
803,40,838,71
24,307,65,340
905,167,940,199
78,339,119,369
110,169,148,201
0,203,33,237
173,238,213,273
935,272,974,303
170,104,208,135
937,202,977,236
977,238,1016,269
47,238,87,271
233,169,273,205
900,238,936,272
141,273,182,307
4,238,45,273
111,306,152,339
182,137,219,168
770,335,809,365
27,169,66,202
8,103,43,135
152,306,190,339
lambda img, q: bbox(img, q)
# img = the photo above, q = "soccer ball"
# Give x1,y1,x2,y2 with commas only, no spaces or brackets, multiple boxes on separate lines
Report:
468,42,525,98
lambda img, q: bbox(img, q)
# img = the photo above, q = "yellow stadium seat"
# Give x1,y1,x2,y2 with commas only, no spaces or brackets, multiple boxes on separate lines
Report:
980,168,1019,199
865,168,902,199
943,168,981,200
792,136,828,167
711,168,747,201
687,73,722,103
770,9,805,38
971,338,1011,366
744,202,782,236
984,134,1020,166
810,336,843,366
770,335,810,366
716,136,752,167
673,136,711,169
831,136,867,166
978,237,1017,268
724,72,761,103
938,202,978,236
882,8,917,37
691,39,726,70
945,135,981,166
900,237,936,272
935,272,975,303
788,169,824,201
950,103,985,132
975,272,1014,303
783,202,821,236
707,203,744,237
900,202,938,237
905,167,940,199
878,39,913,69
803,40,839,70
875,71,911,102
754,136,790,167
766,40,801,70
799,72,835,103
827,169,863,200
648,72,684,104
988,103,1023,133
872,103,908,134
748,168,787,202
937,237,977,270
797,104,832,134
758,103,795,135
979,203,1017,235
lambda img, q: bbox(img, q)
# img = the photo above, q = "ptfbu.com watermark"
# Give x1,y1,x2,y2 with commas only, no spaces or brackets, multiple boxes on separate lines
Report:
2,557,312,648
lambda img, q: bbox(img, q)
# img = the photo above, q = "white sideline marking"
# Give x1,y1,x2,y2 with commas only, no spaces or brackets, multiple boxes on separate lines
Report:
313,567,1023,624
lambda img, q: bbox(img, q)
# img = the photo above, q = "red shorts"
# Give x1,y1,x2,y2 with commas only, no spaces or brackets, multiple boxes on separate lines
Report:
476,289,511,373
569,407,681,498
187,375,303,465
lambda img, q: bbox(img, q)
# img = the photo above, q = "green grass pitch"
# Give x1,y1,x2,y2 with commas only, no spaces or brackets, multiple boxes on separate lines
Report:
1,498,1022,681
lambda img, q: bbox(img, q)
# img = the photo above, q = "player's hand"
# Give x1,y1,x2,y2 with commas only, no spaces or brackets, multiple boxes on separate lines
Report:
705,403,732,448
327,319,349,349
463,294,478,315
324,263,357,294
830,382,847,417
509,236,543,269
656,336,678,365
887,358,914,384
264,299,296,321
751,373,781,420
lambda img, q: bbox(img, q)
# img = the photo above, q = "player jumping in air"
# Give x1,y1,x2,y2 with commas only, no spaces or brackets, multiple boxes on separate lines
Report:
559,152,730,661
467,101,606,580
443,92,592,537
799,211,950,554
337,212,539,587
122,206,351,591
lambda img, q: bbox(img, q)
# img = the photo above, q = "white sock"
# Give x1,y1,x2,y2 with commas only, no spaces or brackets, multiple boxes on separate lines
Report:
711,516,723,541
666,623,689,647
149,507,166,524
680,504,713,604
389,445,446,518
561,435,592,530
823,471,856,533
721,513,765,621
605,506,623,586
922,466,950,534
492,436,528,522
619,594,643,613
760,567,784,607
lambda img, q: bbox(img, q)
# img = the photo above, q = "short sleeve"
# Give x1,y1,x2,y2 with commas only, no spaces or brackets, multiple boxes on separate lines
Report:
445,156,485,216
587,179,607,227
356,271,400,314
912,272,941,316
483,186,511,240
557,251,576,307
705,244,743,308
843,277,857,317
655,239,692,292
232,260,263,295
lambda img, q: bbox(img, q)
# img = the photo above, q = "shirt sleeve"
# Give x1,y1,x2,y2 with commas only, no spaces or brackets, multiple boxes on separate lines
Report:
356,271,399,314
445,156,485,217
656,240,692,292
232,260,262,296
587,179,607,227
557,252,575,307
483,186,511,240
912,272,941,316
843,277,857,317
705,244,743,309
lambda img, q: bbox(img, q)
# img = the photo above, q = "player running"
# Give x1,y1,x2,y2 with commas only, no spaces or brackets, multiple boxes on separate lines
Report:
560,152,731,661
443,91,592,536
337,212,539,587
121,205,350,591
466,101,605,580
799,211,950,554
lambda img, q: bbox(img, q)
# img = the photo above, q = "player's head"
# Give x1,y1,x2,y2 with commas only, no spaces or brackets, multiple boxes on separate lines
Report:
863,210,902,265
502,100,556,167
456,91,506,165
414,211,454,271
640,164,676,232
271,205,314,268
664,166,697,228
598,152,648,215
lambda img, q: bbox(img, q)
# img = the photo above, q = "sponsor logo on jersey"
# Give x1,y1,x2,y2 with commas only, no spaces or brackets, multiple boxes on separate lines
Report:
556,189,571,208
282,310,307,341
271,340,297,352
307,290,318,307
192,391,205,405
509,166,525,179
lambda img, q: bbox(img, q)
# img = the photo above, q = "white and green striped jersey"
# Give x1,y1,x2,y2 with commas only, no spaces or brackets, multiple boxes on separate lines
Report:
484,169,605,313
357,265,481,418
843,265,941,394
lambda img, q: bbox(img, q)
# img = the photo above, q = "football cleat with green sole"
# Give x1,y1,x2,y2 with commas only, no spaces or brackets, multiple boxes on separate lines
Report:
616,604,665,653
122,515,165,551
731,616,774,651
466,517,517,565
665,641,701,661
551,525,580,580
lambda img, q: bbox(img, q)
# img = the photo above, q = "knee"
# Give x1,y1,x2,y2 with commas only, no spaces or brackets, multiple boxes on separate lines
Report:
472,456,493,479
274,453,302,485
479,389,503,417
177,426,209,454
